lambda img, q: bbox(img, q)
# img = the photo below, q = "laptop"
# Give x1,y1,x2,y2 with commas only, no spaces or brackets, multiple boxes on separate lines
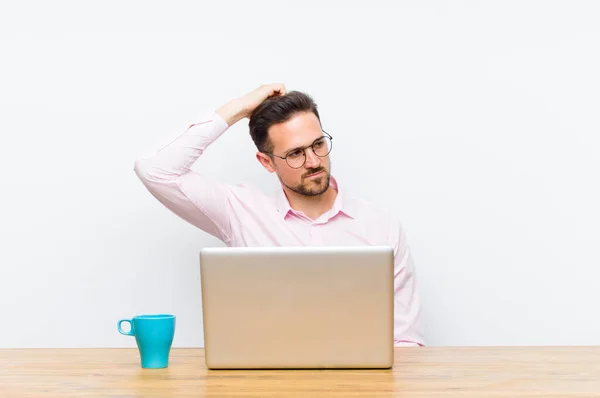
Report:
199,245,394,369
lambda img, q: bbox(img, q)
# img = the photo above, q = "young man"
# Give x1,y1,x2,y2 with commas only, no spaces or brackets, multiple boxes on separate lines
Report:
134,84,424,346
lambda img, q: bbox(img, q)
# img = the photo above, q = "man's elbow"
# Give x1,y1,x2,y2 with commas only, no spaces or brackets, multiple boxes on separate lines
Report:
133,157,149,181
134,157,164,184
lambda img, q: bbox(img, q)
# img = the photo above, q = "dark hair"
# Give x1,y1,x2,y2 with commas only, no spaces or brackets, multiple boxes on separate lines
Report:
248,91,321,153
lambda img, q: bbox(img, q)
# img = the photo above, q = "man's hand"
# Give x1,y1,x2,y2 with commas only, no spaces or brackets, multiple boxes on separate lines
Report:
216,83,287,126
239,83,287,116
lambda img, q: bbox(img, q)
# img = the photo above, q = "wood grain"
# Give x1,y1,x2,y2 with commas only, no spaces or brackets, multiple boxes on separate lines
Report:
1,347,600,397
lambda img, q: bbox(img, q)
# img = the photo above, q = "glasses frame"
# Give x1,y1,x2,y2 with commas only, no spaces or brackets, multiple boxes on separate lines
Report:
262,131,333,169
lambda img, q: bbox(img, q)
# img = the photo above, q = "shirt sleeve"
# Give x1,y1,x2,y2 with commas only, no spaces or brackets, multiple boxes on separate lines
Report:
392,221,425,347
133,111,235,244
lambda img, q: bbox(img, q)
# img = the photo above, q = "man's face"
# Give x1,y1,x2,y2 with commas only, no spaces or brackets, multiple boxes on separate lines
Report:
258,111,331,196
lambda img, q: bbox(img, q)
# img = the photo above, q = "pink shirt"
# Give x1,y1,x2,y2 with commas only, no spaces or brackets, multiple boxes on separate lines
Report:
134,111,424,347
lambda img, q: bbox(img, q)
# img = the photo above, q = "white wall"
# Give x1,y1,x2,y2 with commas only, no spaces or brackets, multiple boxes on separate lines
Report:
1,0,599,348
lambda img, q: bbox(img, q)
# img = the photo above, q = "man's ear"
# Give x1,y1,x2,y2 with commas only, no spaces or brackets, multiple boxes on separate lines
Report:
256,152,276,173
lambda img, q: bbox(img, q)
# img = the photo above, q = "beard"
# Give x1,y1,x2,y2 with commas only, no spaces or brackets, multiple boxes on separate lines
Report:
280,167,331,197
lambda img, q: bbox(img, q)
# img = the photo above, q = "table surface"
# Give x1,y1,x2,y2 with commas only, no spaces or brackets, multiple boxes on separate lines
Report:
2,347,600,397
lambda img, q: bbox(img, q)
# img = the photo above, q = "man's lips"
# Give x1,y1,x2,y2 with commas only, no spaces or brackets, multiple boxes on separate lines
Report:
305,170,324,178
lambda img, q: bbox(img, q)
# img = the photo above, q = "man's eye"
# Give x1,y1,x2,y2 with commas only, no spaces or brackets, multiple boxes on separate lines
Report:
287,150,303,158
314,140,325,148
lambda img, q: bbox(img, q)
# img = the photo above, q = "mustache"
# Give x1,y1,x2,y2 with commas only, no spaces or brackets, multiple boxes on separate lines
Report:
302,168,327,178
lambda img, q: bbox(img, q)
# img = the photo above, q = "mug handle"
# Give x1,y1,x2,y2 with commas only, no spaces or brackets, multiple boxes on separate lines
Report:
118,319,135,336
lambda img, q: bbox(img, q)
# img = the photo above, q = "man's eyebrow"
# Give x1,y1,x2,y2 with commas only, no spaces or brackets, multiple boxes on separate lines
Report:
284,144,305,154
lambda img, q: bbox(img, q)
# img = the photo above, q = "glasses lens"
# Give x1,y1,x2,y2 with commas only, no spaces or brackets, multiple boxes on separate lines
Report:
313,136,332,157
286,151,306,168
284,135,332,168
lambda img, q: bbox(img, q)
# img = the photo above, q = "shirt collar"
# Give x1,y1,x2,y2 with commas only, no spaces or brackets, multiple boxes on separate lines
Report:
274,175,356,220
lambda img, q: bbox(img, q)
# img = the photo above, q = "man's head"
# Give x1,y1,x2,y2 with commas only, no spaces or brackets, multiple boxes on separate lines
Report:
249,91,332,197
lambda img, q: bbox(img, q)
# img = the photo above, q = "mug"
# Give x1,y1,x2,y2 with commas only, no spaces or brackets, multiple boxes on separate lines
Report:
118,314,176,369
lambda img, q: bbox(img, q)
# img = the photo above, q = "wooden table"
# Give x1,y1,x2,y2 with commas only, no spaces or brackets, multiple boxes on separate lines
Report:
1,347,600,397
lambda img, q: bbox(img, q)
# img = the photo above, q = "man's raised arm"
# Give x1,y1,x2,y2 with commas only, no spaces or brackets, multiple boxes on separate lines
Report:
133,84,286,243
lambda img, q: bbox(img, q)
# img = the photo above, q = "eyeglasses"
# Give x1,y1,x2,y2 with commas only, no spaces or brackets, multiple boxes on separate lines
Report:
263,132,333,169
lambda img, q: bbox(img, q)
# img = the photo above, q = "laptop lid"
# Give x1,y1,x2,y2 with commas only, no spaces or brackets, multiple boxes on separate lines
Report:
200,246,394,369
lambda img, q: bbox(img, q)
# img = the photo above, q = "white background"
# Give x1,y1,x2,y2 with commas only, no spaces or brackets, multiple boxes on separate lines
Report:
1,0,599,348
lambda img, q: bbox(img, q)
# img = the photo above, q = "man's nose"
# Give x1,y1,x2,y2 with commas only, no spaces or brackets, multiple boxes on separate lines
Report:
304,148,321,168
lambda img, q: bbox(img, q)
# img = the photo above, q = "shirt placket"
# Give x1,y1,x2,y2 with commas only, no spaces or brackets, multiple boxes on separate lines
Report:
309,222,324,246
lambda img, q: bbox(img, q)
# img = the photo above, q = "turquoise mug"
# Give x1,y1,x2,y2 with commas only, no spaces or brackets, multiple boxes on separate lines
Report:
118,314,176,369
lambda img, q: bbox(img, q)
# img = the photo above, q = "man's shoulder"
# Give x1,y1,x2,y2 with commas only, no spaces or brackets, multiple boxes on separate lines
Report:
345,194,402,228
221,181,273,203
343,194,409,249
229,182,287,210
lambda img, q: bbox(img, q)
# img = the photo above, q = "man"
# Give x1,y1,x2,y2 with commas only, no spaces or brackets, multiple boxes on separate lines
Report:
134,84,424,346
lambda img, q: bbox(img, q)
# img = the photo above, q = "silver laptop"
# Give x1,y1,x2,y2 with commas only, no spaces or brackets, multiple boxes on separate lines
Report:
199,246,394,369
